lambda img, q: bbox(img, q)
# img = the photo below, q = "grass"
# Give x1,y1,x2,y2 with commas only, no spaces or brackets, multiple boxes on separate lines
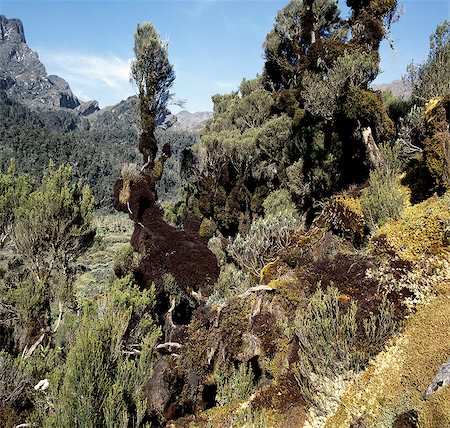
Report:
74,212,133,296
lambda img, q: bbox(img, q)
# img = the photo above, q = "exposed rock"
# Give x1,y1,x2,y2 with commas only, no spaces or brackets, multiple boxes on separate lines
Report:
171,110,212,132
76,100,100,116
0,15,81,109
0,15,26,43
372,79,412,100
424,358,450,400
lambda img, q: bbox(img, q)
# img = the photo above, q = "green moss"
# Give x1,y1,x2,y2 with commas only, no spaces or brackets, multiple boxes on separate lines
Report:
373,193,450,262
422,96,450,190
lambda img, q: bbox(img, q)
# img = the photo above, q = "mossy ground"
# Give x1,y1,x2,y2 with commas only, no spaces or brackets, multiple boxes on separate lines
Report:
324,282,450,428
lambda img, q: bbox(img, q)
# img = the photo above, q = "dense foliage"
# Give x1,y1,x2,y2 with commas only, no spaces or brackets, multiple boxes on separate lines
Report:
187,0,397,237
2,2,450,427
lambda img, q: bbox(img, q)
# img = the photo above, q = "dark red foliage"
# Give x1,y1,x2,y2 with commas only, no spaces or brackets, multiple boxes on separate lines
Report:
114,168,218,301
251,312,281,356
297,252,411,322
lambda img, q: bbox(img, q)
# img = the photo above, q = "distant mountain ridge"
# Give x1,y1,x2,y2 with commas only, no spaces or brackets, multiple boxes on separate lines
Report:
0,15,86,111
372,79,412,100
0,15,211,206
0,15,211,132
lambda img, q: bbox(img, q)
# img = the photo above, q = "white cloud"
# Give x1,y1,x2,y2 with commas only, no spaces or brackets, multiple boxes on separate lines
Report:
215,81,238,90
37,49,134,107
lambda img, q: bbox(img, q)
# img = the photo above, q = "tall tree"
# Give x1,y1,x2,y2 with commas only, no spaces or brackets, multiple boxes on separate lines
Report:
130,23,175,169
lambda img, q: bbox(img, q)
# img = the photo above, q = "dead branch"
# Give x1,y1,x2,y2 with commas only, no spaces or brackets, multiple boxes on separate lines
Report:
238,285,275,299
22,333,45,359
52,301,63,333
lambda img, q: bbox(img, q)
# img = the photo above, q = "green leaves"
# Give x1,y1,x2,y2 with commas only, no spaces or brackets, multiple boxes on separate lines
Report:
407,20,450,103
131,22,175,119
0,160,31,249
13,162,95,282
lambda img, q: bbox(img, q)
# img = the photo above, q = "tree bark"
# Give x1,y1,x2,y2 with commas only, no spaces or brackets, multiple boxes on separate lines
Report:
362,126,383,169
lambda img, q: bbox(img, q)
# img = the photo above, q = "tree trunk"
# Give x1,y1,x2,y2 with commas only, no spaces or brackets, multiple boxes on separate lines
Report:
362,126,383,169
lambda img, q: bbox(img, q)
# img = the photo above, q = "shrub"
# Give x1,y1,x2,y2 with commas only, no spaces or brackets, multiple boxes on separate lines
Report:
373,192,450,262
206,263,249,307
293,286,398,411
228,209,303,277
0,160,31,250
215,362,255,406
262,189,296,216
0,352,32,419
323,193,366,241
13,162,96,284
161,199,187,228
113,244,139,278
360,143,406,233
43,277,160,427
422,96,450,191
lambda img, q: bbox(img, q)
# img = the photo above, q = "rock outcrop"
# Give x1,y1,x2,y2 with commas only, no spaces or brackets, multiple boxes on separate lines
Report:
0,15,81,109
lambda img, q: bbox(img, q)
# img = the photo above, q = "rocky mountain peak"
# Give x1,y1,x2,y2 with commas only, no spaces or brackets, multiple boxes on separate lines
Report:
0,15,85,110
0,15,26,43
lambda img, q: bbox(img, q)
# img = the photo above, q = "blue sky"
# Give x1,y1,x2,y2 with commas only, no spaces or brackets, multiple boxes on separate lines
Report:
0,0,449,112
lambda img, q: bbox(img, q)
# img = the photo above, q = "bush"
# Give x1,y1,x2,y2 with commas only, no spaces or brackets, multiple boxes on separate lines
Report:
293,286,398,411
0,160,31,250
13,162,96,284
215,362,255,406
422,96,450,191
0,352,32,422
206,264,249,307
373,192,450,262
360,143,406,233
262,189,296,216
323,193,366,242
228,209,303,277
43,277,160,427
113,245,139,278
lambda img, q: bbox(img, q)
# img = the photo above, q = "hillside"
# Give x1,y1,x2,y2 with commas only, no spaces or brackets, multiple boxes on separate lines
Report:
1,3,450,428
0,16,207,207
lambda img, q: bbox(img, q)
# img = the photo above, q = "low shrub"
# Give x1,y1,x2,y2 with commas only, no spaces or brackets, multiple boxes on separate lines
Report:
293,286,398,411
215,362,255,406
113,244,139,278
206,264,249,307
323,193,366,242
228,209,303,277
373,192,450,262
41,277,160,427
360,143,406,233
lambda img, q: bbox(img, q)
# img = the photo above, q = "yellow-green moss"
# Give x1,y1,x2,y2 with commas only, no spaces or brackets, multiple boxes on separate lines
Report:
373,194,450,262
324,284,450,428
118,178,131,204
198,218,216,239
260,258,286,285
323,193,366,241
423,96,450,190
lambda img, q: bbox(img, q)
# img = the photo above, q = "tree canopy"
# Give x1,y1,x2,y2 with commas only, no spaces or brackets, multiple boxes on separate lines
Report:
131,23,175,168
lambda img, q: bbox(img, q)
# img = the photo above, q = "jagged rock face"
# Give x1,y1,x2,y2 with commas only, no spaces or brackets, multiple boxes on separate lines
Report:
0,15,81,109
0,15,26,43
170,110,212,132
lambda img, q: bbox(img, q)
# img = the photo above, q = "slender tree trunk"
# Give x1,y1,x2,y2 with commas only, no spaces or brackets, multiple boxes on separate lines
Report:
362,126,383,169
